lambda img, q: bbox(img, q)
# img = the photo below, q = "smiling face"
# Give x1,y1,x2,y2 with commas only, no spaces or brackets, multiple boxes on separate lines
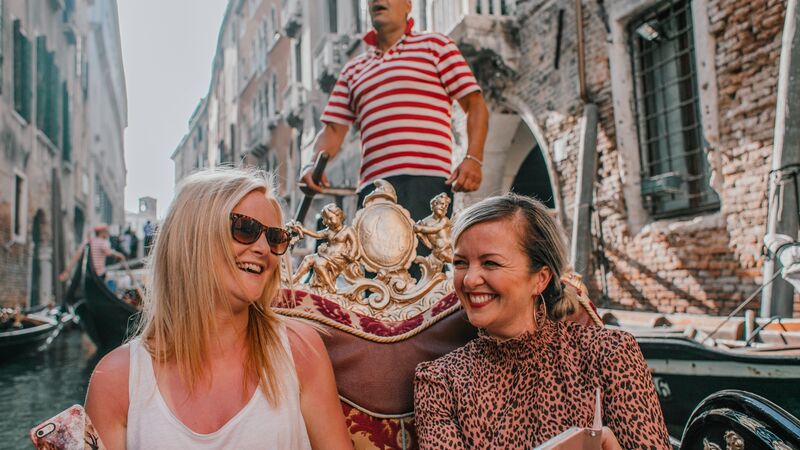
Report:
322,205,344,230
223,190,282,310
368,0,411,31
453,217,552,339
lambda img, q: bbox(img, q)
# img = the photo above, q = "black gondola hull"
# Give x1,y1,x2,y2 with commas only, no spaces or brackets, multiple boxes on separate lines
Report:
74,253,139,353
636,336,800,434
679,390,800,450
0,318,61,362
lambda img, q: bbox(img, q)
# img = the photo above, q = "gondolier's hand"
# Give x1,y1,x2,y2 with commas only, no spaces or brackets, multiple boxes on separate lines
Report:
300,163,329,193
446,157,482,192
58,271,70,282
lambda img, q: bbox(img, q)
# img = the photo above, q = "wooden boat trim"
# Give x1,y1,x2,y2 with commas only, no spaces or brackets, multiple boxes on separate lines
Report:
0,319,57,338
646,358,800,378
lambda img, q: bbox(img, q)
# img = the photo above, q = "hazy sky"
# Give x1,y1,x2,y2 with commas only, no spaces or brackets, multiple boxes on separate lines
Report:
117,0,228,218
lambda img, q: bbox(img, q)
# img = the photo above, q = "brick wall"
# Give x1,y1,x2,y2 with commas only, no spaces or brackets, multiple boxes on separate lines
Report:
0,201,29,308
509,0,795,315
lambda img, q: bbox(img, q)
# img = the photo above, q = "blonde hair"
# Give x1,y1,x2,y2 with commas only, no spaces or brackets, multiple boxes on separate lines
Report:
452,193,578,321
135,167,290,406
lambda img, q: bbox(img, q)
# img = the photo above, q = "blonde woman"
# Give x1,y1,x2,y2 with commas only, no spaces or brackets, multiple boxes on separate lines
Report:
85,168,352,449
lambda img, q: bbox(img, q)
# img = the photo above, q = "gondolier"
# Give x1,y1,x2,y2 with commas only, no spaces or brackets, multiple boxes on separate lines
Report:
60,224,125,282
299,0,489,221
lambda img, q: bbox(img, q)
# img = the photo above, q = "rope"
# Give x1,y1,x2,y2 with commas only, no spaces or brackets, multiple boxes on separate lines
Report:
278,273,608,342
703,270,782,343
576,295,604,327
561,273,605,327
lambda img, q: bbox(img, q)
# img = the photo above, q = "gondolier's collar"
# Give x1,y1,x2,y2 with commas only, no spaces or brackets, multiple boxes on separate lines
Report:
364,18,414,58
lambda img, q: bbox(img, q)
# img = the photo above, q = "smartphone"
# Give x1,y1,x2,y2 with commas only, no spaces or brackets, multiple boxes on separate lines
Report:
534,427,602,450
29,404,106,450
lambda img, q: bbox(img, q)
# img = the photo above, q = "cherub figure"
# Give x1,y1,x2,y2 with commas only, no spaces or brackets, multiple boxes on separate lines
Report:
289,204,359,292
414,193,453,264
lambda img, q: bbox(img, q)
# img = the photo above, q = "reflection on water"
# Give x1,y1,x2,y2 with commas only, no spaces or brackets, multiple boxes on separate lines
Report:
0,327,98,449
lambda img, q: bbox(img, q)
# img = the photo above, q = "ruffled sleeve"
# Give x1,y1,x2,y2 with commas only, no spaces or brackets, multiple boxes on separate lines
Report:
601,331,671,450
413,360,467,450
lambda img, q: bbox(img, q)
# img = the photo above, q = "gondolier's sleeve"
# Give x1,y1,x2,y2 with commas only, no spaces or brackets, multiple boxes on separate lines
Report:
321,66,356,127
414,361,467,449
601,331,671,450
433,36,481,101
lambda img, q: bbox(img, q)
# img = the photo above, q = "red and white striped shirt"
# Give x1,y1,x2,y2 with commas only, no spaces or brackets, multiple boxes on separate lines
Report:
88,237,112,276
321,31,480,190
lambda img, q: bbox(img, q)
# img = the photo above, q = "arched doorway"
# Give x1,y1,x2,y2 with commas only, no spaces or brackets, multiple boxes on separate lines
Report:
499,117,557,210
29,210,45,307
510,145,555,209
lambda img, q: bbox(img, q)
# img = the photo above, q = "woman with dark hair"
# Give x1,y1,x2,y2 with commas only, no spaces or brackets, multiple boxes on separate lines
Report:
414,193,670,449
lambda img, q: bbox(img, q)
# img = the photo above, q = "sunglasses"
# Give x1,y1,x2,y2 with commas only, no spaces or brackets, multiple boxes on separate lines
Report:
229,213,291,256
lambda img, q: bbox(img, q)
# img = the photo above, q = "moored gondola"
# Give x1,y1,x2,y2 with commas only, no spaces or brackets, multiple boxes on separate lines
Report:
0,309,64,362
602,308,800,436
69,247,140,353
638,334,800,436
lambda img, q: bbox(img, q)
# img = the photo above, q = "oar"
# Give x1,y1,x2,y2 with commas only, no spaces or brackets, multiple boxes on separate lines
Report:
294,152,329,224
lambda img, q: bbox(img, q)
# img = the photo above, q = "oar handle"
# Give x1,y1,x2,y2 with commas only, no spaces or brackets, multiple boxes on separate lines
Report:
294,152,329,223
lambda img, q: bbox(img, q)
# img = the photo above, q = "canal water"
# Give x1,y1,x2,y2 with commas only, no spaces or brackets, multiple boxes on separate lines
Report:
0,327,98,449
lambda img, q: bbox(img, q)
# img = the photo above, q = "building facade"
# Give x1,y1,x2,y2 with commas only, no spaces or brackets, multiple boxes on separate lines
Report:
173,0,797,316
0,0,127,309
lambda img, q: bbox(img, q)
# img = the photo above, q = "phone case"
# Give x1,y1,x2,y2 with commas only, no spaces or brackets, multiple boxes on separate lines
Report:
534,427,602,450
29,405,106,450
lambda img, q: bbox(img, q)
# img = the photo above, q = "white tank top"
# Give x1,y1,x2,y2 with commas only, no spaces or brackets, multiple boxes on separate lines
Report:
126,325,313,449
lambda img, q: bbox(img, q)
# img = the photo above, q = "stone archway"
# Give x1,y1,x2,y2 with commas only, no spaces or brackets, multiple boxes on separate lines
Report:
509,142,555,209
501,95,562,216
455,96,560,216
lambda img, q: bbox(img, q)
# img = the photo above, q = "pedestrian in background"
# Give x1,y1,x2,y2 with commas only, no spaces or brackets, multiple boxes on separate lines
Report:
129,229,140,259
143,220,155,256
121,227,134,258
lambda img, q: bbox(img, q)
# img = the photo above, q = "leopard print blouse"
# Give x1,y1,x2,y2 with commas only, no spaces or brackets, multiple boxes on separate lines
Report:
413,319,670,450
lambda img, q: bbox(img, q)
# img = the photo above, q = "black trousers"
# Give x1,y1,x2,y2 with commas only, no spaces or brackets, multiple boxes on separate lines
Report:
357,175,453,279
356,175,454,221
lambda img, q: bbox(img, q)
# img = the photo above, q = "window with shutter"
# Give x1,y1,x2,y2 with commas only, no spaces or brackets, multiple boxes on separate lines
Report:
0,1,4,94
46,49,58,144
36,36,46,131
13,19,32,121
62,81,71,161
629,0,719,218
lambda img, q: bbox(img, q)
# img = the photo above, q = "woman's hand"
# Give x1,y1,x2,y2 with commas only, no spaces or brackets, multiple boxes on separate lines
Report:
601,427,622,450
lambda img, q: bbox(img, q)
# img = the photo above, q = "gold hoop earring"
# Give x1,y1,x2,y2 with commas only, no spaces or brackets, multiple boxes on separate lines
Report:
533,293,545,329
539,293,548,322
